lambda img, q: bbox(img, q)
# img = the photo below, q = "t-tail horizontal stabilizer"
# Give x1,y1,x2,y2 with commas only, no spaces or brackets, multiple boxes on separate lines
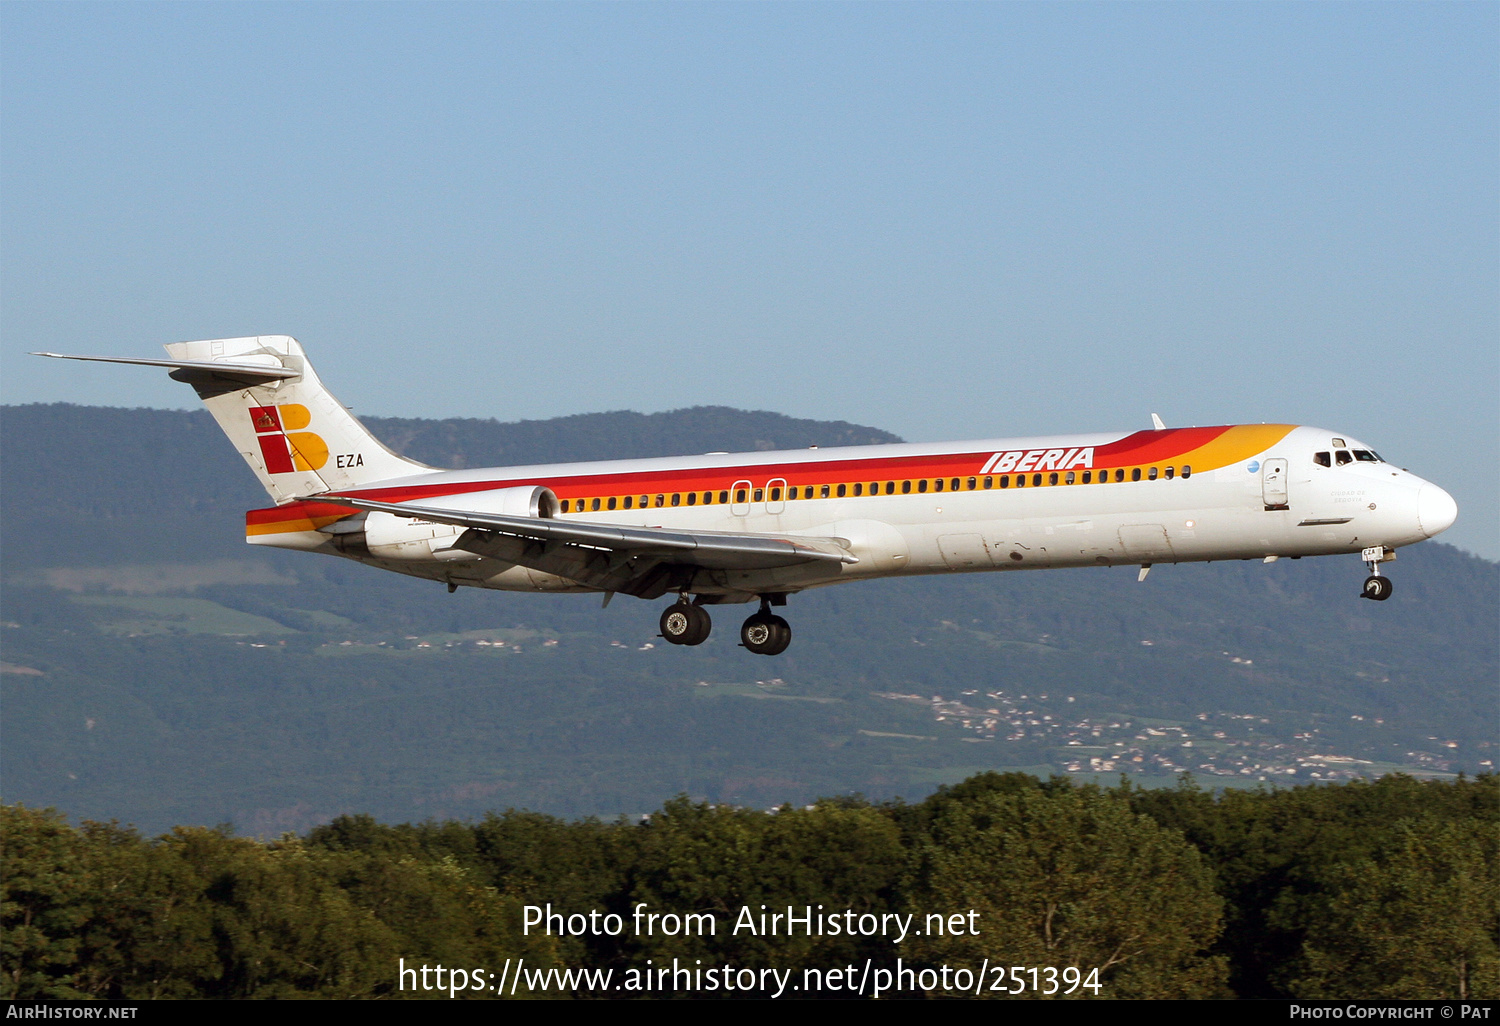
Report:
32,351,298,389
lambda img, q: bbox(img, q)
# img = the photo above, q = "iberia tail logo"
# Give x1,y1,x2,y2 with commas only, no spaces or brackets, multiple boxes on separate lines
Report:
249,404,329,473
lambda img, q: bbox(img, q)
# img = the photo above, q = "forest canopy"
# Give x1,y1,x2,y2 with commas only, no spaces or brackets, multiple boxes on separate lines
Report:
3,772,1494,1000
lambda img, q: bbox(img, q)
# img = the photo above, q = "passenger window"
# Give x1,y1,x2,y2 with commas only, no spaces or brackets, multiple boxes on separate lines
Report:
1181,466,1191,479
967,477,976,490
671,493,680,506
902,481,912,494
1015,474,1025,488
999,475,1009,488
655,494,665,507
1082,471,1092,484
1164,467,1174,479
1115,469,1125,482
1032,474,1043,487
918,479,928,493
886,482,896,494
822,484,832,498
1314,452,1331,467
608,497,618,510
624,496,634,509
1048,472,1058,486
770,487,781,501
687,492,697,506
1131,468,1142,482
718,491,729,504
591,498,601,511
1065,471,1075,485
560,499,570,513
983,476,993,489
735,489,747,503
753,488,763,502
931,478,941,492
1336,451,1353,465
952,478,961,491
1148,467,1158,481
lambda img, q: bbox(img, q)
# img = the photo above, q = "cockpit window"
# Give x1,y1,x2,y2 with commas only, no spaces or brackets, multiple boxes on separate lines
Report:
1335,450,1353,465
1353,450,1379,462
1314,452,1331,467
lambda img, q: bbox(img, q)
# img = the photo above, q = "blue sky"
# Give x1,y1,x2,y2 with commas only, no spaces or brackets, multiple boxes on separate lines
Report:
3,3,1495,558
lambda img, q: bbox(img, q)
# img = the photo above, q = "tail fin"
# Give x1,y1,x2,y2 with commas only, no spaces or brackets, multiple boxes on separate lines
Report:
161,336,432,503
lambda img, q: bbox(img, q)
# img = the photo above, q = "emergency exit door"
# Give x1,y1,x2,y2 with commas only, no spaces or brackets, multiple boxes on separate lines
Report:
1262,458,1289,510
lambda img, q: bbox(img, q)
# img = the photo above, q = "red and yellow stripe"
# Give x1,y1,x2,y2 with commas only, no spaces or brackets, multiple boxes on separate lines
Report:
245,424,1297,537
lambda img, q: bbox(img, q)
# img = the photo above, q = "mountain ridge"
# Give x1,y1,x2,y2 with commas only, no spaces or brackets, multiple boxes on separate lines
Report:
2,403,1494,834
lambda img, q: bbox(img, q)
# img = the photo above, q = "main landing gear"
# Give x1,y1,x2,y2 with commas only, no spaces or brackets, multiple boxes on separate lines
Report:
659,597,711,646
1360,546,1394,602
740,597,791,656
659,595,794,655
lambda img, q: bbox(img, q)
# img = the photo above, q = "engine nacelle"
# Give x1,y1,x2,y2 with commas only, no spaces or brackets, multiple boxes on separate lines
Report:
354,485,559,562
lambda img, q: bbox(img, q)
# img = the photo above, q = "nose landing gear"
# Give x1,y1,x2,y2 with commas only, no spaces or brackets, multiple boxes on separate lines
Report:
1360,546,1394,601
659,597,712,645
740,597,792,656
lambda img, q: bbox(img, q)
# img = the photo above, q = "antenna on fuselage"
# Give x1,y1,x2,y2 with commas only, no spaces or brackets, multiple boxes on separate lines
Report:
1151,413,1166,430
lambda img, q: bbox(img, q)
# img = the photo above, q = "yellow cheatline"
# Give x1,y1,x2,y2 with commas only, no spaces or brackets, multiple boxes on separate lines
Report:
1178,424,1296,473
246,514,345,536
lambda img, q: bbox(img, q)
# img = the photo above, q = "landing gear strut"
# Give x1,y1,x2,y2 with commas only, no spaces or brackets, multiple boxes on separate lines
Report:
741,597,791,656
659,597,711,645
1360,546,1394,602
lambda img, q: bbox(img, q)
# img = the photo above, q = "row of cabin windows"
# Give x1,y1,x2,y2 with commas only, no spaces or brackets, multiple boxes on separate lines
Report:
1313,449,1382,467
555,465,1193,514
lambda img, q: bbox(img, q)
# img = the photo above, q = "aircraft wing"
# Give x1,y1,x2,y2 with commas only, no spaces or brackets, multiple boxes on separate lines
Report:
308,494,858,599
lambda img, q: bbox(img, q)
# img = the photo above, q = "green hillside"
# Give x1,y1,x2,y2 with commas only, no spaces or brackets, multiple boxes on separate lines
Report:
2,404,1495,834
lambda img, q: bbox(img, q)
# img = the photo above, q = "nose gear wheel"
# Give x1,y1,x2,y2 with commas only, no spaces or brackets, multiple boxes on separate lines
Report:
1359,547,1395,601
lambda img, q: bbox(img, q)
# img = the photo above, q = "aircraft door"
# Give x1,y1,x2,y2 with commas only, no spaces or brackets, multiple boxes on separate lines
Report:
1262,458,1289,510
765,478,787,514
730,479,752,517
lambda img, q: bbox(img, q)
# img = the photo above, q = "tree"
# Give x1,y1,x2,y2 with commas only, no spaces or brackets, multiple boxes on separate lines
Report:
1,806,89,998
623,797,909,979
907,784,1227,998
1285,821,1499,999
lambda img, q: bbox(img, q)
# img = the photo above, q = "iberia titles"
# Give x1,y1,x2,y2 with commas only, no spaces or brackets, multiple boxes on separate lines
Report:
981,447,1095,474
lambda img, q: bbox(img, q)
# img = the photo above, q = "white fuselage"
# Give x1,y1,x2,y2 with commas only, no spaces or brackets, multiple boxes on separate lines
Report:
250,423,1457,601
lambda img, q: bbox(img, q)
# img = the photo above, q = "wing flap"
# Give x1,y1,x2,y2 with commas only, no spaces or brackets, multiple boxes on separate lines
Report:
306,494,859,573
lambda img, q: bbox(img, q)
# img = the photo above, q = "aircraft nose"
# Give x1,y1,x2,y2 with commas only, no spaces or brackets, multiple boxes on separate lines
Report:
1417,483,1458,538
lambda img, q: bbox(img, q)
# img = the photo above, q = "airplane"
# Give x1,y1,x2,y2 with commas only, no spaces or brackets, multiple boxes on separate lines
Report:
35,335,1458,655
